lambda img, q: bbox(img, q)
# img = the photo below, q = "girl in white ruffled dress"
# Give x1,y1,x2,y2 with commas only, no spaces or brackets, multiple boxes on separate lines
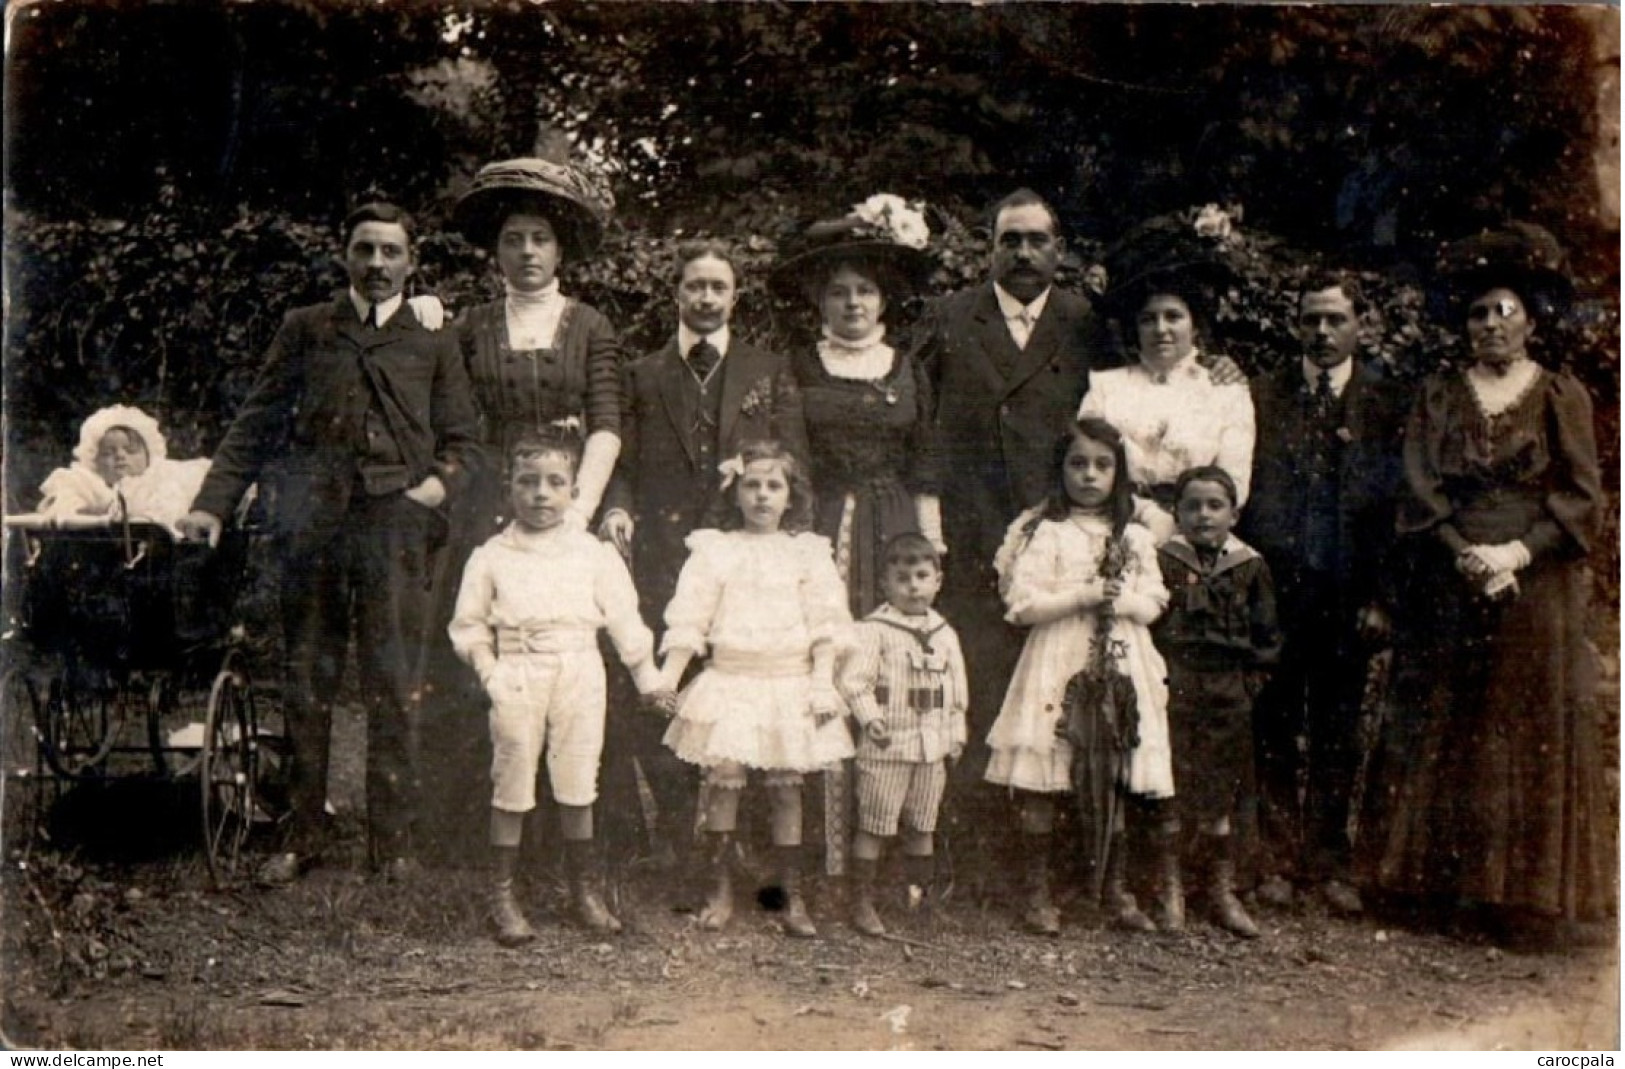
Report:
35,405,212,536
986,417,1170,935
660,439,853,937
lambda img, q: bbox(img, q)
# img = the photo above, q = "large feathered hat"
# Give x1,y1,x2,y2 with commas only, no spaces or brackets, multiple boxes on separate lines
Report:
1433,221,1573,320
1097,206,1241,323
452,156,612,260
769,193,937,301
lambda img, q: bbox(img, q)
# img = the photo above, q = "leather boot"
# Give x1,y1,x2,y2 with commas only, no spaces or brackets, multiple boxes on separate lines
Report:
777,845,817,938
490,845,536,947
1152,820,1186,932
1022,836,1061,935
1208,837,1261,939
564,838,622,933
904,853,935,911
1103,833,1156,932
698,832,735,931
849,856,885,936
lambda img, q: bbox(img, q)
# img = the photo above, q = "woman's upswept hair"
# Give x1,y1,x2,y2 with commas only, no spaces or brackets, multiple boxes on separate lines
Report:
712,438,817,535
1037,417,1135,537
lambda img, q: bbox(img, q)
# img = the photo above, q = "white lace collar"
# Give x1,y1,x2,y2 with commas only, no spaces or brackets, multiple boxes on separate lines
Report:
1466,357,1541,417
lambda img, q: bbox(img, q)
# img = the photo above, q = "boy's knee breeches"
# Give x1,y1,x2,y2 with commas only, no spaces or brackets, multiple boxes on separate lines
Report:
856,758,946,837
486,651,607,811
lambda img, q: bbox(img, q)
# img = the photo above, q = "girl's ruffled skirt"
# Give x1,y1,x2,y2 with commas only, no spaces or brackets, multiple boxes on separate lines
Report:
663,669,854,772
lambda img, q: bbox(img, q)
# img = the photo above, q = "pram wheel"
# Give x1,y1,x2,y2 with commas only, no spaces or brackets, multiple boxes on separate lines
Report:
200,651,255,885
40,673,120,779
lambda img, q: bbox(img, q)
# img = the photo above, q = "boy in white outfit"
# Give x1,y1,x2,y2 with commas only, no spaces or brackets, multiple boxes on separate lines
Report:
449,435,670,945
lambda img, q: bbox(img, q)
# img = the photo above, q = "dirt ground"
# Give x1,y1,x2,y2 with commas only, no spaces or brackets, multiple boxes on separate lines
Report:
3,687,1619,1054
1,801,1617,1053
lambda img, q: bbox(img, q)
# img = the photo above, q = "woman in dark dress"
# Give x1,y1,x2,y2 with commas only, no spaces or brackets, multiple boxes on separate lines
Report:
1361,223,1607,946
418,157,621,873
769,196,942,876
770,196,943,616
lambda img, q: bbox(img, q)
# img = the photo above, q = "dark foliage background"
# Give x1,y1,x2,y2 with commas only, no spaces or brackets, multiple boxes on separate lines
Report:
4,1,1618,601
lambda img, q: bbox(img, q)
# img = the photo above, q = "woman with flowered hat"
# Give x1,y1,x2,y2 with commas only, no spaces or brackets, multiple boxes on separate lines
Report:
769,195,943,897
770,194,943,616
1359,222,1607,948
419,154,625,938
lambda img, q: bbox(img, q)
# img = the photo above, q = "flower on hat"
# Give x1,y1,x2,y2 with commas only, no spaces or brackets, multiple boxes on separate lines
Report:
1193,204,1234,243
851,193,931,250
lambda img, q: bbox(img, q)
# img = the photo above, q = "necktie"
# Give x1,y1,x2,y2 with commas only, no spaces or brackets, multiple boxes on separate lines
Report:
1011,309,1034,349
688,339,720,382
1314,369,1335,419
366,304,381,329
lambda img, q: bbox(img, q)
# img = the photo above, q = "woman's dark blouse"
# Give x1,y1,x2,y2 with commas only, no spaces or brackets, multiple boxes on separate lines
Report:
791,345,941,500
457,298,622,461
1397,367,1598,558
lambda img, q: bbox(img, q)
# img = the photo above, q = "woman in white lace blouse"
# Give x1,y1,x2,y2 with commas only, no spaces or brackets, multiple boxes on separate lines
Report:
1079,230,1254,543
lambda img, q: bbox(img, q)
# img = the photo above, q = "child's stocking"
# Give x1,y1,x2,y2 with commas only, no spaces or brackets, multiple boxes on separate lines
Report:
1104,831,1156,932
698,828,736,931
849,853,885,936
489,843,535,947
774,844,817,938
1152,805,1186,932
1206,833,1261,939
563,835,621,934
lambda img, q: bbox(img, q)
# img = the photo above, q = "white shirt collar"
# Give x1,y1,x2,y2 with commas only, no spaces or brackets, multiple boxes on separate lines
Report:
678,324,731,359
349,289,405,327
871,602,944,631
993,283,1051,324
1302,357,1354,397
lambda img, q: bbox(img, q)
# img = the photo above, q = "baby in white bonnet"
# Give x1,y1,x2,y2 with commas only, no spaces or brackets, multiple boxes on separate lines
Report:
35,404,211,535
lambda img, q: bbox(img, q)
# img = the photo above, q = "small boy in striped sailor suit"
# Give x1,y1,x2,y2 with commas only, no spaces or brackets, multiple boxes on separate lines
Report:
837,533,968,937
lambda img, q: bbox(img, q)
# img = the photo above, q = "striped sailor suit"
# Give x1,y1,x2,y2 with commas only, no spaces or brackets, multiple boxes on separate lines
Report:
837,605,969,837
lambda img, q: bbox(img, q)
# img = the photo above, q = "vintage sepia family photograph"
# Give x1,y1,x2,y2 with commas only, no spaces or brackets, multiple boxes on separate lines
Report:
1,0,1618,1053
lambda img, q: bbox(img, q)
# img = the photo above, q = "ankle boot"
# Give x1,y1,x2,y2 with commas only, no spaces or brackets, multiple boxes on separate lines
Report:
1207,837,1260,939
1152,820,1186,932
1022,836,1061,935
564,838,622,933
904,853,935,911
490,845,536,947
777,846,817,938
1103,833,1156,932
850,856,885,936
698,832,735,931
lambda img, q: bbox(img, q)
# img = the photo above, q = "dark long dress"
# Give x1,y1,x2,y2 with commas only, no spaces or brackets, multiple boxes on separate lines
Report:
417,297,622,861
1360,366,1607,920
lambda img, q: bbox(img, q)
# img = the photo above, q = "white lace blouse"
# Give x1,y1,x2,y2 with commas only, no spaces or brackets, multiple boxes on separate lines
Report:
1078,353,1256,507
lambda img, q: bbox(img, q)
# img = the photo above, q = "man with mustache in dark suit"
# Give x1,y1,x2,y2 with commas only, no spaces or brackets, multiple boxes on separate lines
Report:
180,202,482,886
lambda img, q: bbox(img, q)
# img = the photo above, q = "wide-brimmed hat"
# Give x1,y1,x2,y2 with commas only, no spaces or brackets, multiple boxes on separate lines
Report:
769,194,936,301
1433,221,1574,320
1097,207,1240,323
452,157,612,259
